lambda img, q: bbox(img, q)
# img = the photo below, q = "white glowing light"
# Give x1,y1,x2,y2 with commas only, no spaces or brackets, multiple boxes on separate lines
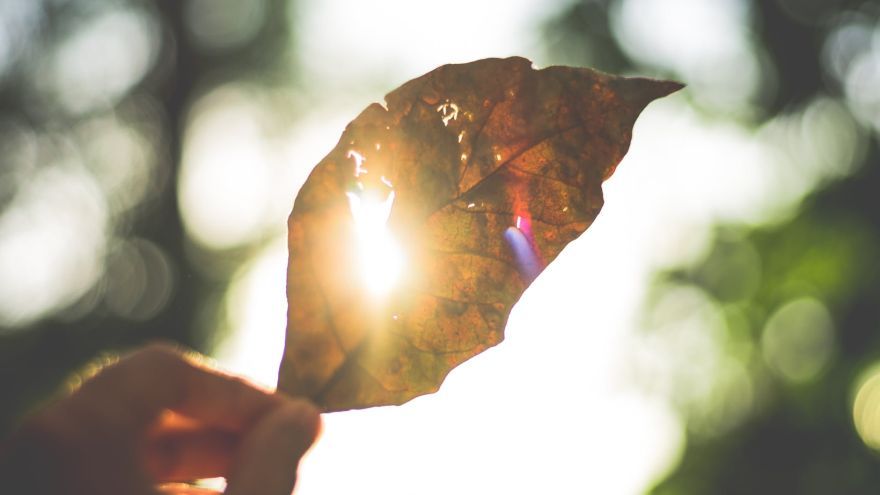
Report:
348,149,367,176
49,8,158,114
179,87,274,250
346,189,404,296
437,101,460,126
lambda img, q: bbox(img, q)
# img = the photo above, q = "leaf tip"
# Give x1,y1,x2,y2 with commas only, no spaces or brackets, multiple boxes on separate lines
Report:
656,80,686,97
613,76,684,113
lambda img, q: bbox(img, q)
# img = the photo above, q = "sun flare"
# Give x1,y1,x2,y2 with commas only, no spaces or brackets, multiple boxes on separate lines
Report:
346,189,405,297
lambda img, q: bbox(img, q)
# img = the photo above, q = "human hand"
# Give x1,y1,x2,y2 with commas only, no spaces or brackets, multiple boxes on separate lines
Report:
0,343,321,495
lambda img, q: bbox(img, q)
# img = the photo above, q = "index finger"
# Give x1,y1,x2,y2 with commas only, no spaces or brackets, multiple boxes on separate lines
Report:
69,343,289,432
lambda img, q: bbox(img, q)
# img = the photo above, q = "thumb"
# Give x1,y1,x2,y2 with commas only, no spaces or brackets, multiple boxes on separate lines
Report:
224,399,321,495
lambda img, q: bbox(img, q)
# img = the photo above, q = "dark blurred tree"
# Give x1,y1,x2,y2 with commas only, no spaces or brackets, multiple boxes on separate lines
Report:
0,0,294,433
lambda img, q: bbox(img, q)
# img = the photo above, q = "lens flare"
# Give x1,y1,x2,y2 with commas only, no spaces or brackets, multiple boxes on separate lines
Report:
503,212,543,283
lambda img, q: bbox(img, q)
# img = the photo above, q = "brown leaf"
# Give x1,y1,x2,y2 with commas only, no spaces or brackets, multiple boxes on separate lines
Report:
278,57,681,411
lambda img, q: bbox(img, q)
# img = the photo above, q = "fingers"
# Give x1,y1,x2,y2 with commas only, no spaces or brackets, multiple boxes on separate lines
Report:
225,400,321,495
2,343,322,495
144,427,238,482
144,397,321,489
70,343,283,432
107,343,322,491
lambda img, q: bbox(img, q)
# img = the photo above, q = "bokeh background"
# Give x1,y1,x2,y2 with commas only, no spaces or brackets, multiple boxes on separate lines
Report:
1,0,879,493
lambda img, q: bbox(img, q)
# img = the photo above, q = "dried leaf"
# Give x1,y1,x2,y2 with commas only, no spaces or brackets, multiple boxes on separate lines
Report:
279,57,681,411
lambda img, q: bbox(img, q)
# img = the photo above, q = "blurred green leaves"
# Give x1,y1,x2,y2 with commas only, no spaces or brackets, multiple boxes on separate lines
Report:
539,0,880,491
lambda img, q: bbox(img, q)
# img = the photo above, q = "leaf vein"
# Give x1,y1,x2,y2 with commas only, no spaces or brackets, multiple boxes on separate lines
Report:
444,122,583,212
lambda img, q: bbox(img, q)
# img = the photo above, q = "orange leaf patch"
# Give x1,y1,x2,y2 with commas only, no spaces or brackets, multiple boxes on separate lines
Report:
279,57,681,411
